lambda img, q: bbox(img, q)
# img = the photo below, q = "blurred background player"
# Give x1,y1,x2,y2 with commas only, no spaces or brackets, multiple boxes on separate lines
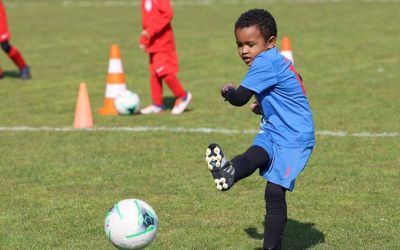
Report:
205,9,315,249
138,0,191,115
0,0,30,80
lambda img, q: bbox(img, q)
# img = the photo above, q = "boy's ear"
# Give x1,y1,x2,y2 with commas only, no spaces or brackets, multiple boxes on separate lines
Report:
267,36,277,49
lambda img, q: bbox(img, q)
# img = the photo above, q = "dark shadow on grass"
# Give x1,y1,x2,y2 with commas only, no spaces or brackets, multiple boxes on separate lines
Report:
163,96,176,110
245,219,325,250
2,70,20,79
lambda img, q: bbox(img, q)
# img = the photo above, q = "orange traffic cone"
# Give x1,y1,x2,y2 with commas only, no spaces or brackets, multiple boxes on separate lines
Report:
98,44,127,115
74,82,94,128
280,36,294,65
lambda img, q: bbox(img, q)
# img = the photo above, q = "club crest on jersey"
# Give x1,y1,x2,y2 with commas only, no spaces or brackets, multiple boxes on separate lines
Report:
144,0,152,12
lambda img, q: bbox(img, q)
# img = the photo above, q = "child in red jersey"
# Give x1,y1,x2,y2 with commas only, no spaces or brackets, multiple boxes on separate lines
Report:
0,0,30,80
139,0,191,115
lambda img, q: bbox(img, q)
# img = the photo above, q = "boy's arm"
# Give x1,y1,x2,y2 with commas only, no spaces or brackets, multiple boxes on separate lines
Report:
145,0,173,39
221,84,253,107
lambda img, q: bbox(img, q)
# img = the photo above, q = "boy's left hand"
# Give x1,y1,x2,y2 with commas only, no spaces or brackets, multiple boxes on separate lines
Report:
141,30,150,38
250,101,262,115
139,30,150,50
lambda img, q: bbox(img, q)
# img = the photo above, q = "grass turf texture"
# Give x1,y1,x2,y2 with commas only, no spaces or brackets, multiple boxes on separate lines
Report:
0,0,399,249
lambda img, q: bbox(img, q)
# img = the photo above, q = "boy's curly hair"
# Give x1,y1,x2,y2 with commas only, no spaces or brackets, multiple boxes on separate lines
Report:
235,9,277,42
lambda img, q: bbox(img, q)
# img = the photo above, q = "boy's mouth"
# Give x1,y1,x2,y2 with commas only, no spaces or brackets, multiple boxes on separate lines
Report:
242,57,252,65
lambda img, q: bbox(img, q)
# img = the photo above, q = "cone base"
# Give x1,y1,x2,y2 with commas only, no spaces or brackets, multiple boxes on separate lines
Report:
98,107,118,116
74,122,93,129
98,98,118,115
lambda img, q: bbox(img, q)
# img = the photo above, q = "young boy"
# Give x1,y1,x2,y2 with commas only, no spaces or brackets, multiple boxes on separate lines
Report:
138,0,191,115
0,0,30,79
205,9,315,249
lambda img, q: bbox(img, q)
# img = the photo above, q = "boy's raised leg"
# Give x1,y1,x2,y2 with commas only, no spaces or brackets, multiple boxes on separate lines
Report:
205,143,235,191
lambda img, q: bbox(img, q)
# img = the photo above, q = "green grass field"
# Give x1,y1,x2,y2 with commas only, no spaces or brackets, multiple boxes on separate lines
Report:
1,0,399,249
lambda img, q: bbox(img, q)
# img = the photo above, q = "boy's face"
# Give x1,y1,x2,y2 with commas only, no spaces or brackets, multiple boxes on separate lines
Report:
235,25,276,67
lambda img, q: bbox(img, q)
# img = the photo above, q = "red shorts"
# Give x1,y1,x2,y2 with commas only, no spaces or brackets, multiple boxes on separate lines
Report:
0,1,10,42
149,51,179,77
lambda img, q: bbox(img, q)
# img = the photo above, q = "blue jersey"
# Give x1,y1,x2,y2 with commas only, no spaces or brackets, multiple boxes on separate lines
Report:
241,47,315,147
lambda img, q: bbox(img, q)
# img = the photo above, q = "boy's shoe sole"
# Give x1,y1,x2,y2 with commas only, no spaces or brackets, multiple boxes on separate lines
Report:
171,92,192,115
205,143,235,191
140,105,164,115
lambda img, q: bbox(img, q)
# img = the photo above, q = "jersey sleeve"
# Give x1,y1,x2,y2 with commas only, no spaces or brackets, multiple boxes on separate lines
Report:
146,0,174,39
241,55,278,94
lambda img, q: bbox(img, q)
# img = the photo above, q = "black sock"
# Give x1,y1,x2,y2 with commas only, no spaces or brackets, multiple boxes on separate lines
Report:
263,182,287,250
231,145,270,182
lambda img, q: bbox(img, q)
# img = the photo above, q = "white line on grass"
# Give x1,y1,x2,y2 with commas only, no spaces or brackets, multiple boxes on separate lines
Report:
0,126,398,138
60,0,400,7
4,0,400,8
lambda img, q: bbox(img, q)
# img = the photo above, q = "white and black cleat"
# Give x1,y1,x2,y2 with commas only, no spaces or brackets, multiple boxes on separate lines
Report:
214,177,229,191
205,143,235,191
205,143,227,171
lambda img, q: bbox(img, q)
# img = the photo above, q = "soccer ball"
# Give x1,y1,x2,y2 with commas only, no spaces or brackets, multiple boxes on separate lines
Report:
104,199,158,249
114,90,140,115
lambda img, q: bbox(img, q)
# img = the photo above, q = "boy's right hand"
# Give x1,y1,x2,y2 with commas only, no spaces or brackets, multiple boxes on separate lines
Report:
220,83,235,100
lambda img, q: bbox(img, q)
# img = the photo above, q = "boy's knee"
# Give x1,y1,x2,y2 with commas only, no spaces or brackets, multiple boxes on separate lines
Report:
163,73,176,81
265,182,286,212
244,145,270,168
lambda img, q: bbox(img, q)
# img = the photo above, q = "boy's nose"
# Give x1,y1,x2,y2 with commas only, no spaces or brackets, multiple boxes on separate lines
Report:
242,46,250,54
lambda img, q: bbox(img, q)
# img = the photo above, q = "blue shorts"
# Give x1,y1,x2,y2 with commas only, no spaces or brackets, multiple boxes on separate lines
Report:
253,133,313,191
